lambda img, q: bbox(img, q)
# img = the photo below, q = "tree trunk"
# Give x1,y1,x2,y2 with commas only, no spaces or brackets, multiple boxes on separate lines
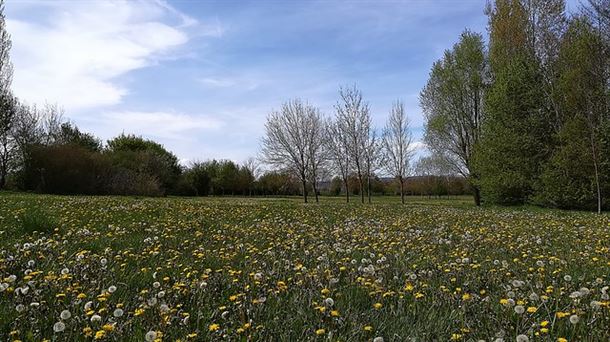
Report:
301,178,308,203
313,180,319,203
343,177,349,203
399,177,404,204
367,175,371,204
473,186,481,207
359,176,364,204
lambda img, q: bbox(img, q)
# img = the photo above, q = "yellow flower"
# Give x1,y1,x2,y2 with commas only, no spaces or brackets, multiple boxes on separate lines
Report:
315,328,325,335
321,288,330,295
499,298,509,305
94,330,105,340
415,292,424,299
363,325,373,332
187,333,198,338
330,310,340,317
404,283,414,291
541,328,549,333
208,323,220,332
557,338,568,342
540,320,549,327
83,327,93,337
134,308,145,316
373,302,383,309
462,293,471,301
451,333,462,340
102,324,114,332
527,306,537,313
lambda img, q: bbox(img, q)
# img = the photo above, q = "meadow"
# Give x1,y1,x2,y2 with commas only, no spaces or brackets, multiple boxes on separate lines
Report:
0,194,609,342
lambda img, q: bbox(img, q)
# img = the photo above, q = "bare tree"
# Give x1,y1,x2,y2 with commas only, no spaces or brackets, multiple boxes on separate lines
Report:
363,126,381,204
382,101,414,204
325,119,351,202
305,111,326,203
335,85,370,204
261,99,324,203
0,0,14,189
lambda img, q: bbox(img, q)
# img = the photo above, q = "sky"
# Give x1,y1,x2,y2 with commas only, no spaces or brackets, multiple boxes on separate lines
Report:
4,0,583,164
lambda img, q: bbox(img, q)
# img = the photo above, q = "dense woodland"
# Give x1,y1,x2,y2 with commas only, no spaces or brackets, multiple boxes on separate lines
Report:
0,0,609,211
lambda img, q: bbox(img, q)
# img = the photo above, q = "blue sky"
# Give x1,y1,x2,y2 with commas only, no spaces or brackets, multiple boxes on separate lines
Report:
5,0,582,164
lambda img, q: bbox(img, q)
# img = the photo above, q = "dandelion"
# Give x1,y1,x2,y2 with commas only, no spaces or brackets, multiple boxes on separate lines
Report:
315,328,325,335
526,307,537,313
91,314,102,323
113,308,124,317
514,305,525,314
325,297,334,306
53,322,66,333
516,334,529,342
373,302,383,309
373,337,384,342
145,331,157,342
569,314,579,324
60,310,71,320
209,323,220,332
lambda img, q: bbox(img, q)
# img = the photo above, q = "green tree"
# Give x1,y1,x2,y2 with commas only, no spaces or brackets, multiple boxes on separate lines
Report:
477,0,556,204
420,30,487,206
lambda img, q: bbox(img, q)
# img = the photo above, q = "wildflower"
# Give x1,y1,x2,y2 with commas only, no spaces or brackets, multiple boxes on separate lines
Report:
145,331,157,342
94,330,106,339
331,310,340,317
373,337,384,342
113,308,123,317
60,310,71,320
53,322,66,333
462,293,471,301
569,314,579,324
526,307,537,313
373,302,383,309
325,297,334,306
364,325,373,332
209,323,220,332
91,314,102,323
516,335,529,342
315,328,325,335
108,286,117,293
514,305,525,314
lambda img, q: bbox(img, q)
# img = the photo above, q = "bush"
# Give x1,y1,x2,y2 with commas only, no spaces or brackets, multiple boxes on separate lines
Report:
19,207,58,235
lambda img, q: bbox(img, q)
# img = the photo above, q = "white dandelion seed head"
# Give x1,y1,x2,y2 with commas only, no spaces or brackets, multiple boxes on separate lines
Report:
153,281,161,288
569,314,579,324
113,308,124,317
53,321,66,333
373,337,384,342
564,275,572,282
145,330,157,342
516,334,529,342
325,297,334,307
108,286,117,293
514,305,525,314
91,314,102,322
60,310,71,320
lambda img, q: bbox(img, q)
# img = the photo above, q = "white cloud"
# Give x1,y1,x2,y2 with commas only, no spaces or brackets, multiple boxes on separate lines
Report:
96,110,224,140
6,0,201,110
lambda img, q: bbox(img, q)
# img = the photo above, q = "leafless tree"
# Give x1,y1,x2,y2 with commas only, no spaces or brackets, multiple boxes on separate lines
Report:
382,101,414,204
0,0,14,189
305,111,326,203
335,85,370,203
363,126,381,204
261,99,324,203
324,118,351,202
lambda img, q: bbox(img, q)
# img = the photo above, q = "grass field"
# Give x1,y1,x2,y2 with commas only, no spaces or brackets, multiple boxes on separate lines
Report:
0,193,609,341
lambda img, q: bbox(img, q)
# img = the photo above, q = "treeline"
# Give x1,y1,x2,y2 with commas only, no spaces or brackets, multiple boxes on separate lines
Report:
420,0,610,212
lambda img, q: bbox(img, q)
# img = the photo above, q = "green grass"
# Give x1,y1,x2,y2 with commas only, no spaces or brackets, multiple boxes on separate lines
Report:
0,193,608,341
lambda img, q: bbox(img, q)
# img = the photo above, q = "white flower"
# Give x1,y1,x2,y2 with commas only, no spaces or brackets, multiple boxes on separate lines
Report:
60,310,71,320
61,268,69,275
325,297,334,307
91,314,102,322
113,308,124,317
160,304,170,313
100,258,108,266
373,337,384,342
145,330,157,342
53,321,66,333
157,291,165,298
516,334,529,342
152,281,161,288
15,304,25,312
108,286,117,293
514,305,525,314
569,291,581,299
569,314,579,324
564,275,572,281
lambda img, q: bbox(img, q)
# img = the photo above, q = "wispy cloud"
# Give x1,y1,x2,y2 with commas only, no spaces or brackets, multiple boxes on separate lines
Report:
6,0,203,110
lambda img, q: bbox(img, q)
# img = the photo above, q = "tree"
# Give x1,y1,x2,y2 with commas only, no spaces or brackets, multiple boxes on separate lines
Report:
335,85,370,203
381,101,414,204
261,99,323,203
0,0,14,189
477,0,553,205
56,122,102,152
420,30,486,205
539,17,609,212
325,119,351,202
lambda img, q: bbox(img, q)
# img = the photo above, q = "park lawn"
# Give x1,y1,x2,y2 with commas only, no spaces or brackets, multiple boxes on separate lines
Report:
0,193,609,341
